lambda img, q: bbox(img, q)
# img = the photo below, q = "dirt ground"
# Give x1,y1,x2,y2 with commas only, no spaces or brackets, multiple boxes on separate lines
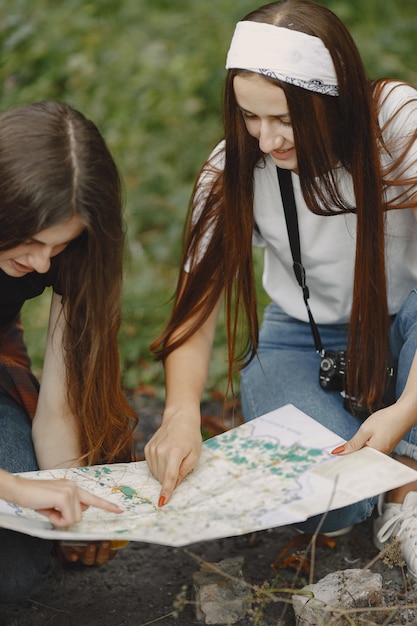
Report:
1,396,416,626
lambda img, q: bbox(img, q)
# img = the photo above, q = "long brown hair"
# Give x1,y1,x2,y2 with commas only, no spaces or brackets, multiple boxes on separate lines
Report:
152,0,417,413
0,101,136,464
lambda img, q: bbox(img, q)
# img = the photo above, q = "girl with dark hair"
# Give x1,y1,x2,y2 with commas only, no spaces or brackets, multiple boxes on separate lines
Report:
146,0,417,579
0,100,136,601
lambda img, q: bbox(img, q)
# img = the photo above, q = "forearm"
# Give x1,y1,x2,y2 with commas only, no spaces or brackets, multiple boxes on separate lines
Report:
391,351,417,434
31,292,82,469
163,342,211,421
162,297,222,424
32,407,81,469
0,469,19,502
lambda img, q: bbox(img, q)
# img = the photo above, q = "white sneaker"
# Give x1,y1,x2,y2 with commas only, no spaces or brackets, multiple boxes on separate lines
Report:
373,491,417,580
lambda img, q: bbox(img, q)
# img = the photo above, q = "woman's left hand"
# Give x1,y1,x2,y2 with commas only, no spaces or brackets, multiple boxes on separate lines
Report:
332,402,414,456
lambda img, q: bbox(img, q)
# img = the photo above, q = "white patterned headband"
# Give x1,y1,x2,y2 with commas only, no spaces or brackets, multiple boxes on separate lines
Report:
226,21,339,96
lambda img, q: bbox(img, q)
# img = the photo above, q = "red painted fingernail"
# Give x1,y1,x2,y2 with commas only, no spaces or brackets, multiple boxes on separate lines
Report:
158,496,166,508
331,445,345,455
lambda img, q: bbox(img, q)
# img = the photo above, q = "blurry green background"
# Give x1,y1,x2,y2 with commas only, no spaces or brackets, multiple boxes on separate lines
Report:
1,0,416,400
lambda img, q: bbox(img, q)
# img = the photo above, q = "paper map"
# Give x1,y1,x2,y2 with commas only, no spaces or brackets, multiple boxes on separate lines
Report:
1,404,416,546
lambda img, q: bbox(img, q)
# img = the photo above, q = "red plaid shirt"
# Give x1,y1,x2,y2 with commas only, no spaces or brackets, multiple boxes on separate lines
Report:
0,316,39,419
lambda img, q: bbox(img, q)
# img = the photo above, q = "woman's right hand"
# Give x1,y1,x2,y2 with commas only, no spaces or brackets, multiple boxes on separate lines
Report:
144,408,202,506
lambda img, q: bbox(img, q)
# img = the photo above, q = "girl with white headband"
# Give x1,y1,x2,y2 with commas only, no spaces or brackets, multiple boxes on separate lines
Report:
146,0,417,578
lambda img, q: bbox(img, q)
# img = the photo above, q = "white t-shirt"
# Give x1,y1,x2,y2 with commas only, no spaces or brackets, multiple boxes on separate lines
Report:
193,81,417,324
252,159,417,324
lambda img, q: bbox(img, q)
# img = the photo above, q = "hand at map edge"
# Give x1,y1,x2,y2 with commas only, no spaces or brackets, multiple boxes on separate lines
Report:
331,403,412,457
57,540,121,566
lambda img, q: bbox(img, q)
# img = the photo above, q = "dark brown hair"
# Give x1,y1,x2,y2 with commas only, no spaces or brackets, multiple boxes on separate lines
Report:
152,0,417,413
0,101,136,464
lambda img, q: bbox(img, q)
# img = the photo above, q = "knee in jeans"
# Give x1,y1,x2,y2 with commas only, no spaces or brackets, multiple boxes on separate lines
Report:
0,572,47,604
396,290,417,335
0,533,53,603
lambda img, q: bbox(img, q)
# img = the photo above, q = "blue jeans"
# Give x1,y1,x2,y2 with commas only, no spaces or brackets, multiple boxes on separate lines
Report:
240,289,417,533
0,393,54,603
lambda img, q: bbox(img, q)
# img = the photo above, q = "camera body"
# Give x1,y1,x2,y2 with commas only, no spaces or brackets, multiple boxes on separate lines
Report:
319,349,346,391
319,349,371,420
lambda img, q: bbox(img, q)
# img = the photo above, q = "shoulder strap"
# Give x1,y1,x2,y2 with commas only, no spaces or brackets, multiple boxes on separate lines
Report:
276,167,324,355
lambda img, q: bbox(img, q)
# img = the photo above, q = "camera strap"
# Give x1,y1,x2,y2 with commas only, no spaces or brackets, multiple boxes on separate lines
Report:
276,166,325,356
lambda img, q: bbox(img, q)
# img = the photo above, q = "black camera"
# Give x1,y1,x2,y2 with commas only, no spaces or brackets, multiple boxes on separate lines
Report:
319,349,346,391
319,349,396,419
319,349,371,420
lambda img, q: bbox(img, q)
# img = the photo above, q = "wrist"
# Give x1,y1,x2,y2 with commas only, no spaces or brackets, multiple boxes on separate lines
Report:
391,395,417,431
162,403,201,425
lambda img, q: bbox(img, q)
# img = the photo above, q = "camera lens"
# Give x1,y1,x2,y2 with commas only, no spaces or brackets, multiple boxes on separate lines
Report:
320,358,334,372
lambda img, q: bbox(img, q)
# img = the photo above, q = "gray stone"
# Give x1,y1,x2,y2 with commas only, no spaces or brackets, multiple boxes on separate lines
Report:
193,555,251,624
292,568,387,625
